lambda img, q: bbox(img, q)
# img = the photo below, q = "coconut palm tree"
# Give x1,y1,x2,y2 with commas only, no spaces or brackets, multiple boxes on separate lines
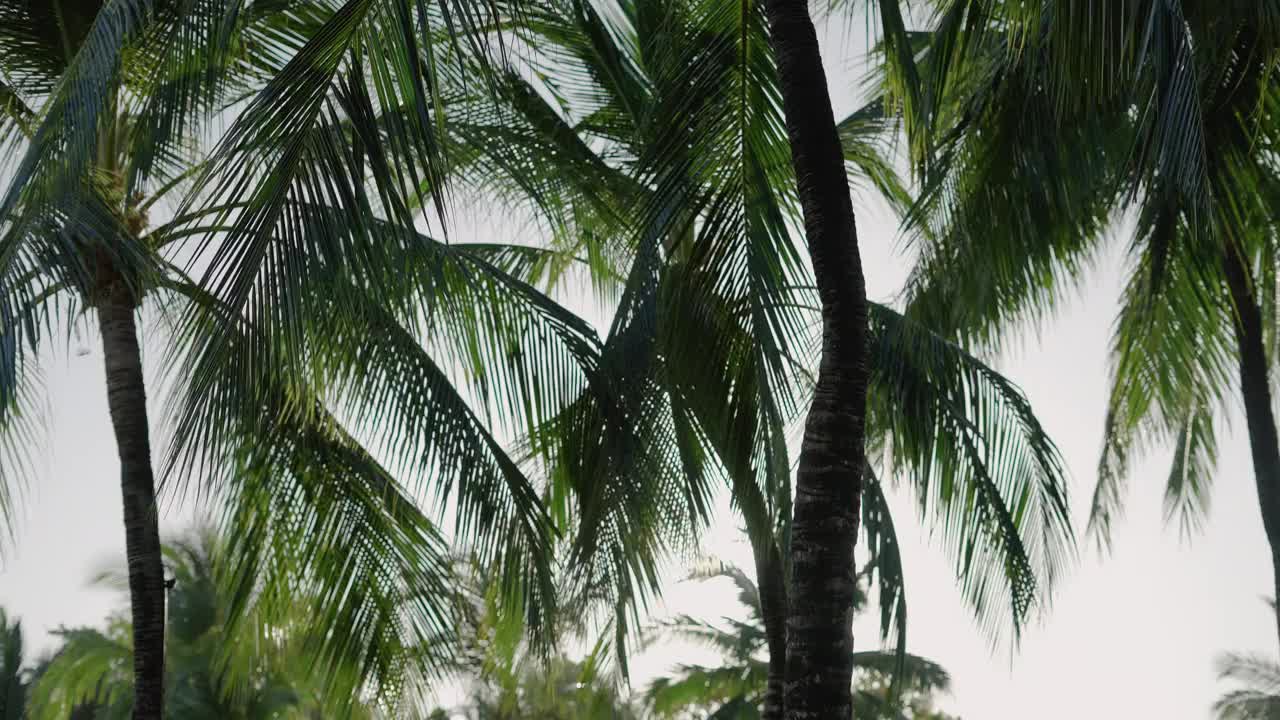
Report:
423,4,1070,719
0,0,605,714
644,561,956,720
873,1,1280,647
26,528,380,719
0,2,302,710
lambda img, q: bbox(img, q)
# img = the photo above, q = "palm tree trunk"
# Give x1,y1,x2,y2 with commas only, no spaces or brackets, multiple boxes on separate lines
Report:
96,280,166,719
762,1,869,717
1222,246,1280,650
752,538,788,720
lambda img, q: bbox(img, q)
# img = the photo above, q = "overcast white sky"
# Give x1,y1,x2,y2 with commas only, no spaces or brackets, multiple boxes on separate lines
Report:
0,11,1274,720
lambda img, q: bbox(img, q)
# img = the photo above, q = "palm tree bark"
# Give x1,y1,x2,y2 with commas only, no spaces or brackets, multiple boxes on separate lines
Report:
762,1,868,717
96,276,166,719
1222,245,1280,650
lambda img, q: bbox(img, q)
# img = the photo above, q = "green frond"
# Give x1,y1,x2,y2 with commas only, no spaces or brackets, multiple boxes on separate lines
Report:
121,0,287,193
0,609,25,720
164,188,613,652
163,276,574,708
27,625,132,719
0,0,157,247
645,662,763,718
862,465,907,673
211,398,460,712
899,57,1127,346
0,237,65,554
837,96,912,217
867,302,1075,645
1215,653,1280,720
1092,205,1236,551
851,650,950,695
545,240,713,678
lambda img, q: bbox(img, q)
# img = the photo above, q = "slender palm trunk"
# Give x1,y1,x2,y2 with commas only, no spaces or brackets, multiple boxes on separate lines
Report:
1222,246,1280,650
96,279,166,719
751,538,788,720
762,1,869,717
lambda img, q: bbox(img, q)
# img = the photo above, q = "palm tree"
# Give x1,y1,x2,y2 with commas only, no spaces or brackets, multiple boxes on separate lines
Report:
873,1,1280,647
1214,600,1280,720
26,528,378,719
0,3,193,710
425,4,1070,719
1215,654,1280,720
450,656,642,720
644,561,956,720
0,610,26,720
428,555,641,720
0,0,606,713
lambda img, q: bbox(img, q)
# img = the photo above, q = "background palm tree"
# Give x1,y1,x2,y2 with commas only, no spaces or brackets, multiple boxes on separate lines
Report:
1215,653,1280,720
0,610,26,720
1214,599,1280,720
450,656,642,720
426,554,640,720
25,528,379,719
644,560,955,720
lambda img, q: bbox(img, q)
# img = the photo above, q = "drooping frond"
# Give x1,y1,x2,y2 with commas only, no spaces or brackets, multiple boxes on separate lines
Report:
1093,202,1237,549
866,302,1074,645
862,465,907,668
163,298,463,710
837,95,911,216
212,405,458,712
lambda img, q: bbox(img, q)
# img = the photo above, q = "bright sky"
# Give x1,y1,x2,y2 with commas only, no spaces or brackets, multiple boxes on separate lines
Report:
0,11,1274,720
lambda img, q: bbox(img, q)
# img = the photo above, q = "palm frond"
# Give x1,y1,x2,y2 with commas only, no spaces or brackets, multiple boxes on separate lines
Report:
1092,204,1236,549
862,465,907,672
27,625,132,719
1215,653,1280,720
162,272,564,709
867,302,1075,645
164,194,609,650
0,0,157,247
892,6,1131,347
645,662,763,718
851,650,950,695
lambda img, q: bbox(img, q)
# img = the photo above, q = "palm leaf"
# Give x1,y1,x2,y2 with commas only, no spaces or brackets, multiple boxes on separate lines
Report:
867,302,1075,644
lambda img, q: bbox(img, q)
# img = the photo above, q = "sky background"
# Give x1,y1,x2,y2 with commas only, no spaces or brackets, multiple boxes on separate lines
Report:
0,10,1275,720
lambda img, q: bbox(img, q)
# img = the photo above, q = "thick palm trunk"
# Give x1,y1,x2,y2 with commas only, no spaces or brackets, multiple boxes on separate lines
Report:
762,1,869,717
1222,247,1280,650
752,538,788,720
96,282,166,719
